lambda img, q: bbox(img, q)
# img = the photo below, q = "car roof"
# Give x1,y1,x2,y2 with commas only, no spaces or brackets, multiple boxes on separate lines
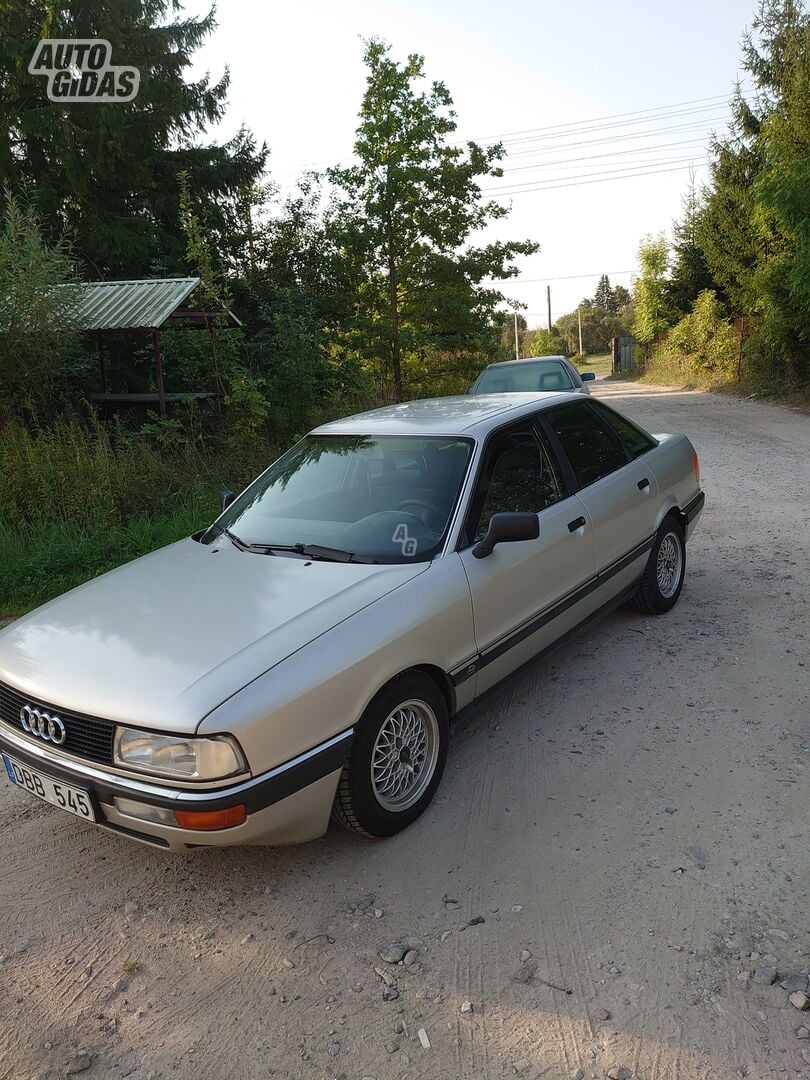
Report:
483,355,569,369
311,393,577,437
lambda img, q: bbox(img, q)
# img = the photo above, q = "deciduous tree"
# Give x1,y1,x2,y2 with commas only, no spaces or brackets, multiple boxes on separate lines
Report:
328,40,537,400
632,233,671,346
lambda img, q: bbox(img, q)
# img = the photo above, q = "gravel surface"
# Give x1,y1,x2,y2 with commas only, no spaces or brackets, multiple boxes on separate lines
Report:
0,382,808,1080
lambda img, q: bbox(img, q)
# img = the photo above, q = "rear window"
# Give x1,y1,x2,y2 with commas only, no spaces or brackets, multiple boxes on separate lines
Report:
476,361,573,394
546,401,628,488
589,401,657,458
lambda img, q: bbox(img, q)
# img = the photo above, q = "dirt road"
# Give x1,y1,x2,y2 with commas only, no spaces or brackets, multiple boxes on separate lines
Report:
1,383,808,1080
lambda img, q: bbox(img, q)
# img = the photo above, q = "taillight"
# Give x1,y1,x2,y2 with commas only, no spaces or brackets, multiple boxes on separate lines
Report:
692,450,700,485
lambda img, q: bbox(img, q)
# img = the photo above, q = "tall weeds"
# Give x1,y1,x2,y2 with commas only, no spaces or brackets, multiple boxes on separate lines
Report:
0,420,276,615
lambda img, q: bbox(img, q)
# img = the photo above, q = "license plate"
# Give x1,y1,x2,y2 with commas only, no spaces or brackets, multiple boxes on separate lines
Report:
2,753,95,822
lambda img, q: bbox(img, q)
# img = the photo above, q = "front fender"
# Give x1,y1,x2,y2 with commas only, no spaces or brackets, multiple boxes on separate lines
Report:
198,555,476,774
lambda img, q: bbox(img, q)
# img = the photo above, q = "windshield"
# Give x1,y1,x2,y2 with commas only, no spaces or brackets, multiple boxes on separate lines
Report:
202,434,474,563
475,359,574,394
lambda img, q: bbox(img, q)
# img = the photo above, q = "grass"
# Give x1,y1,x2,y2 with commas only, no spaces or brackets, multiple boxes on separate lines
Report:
573,352,613,377
0,420,276,618
606,357,810,407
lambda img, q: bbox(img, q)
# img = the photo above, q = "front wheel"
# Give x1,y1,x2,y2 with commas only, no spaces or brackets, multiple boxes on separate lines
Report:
332,671,449,838
631,518,686,615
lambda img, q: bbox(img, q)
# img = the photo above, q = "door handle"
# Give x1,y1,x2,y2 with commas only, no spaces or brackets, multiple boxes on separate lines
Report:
637,477,650,491
568,516,587,533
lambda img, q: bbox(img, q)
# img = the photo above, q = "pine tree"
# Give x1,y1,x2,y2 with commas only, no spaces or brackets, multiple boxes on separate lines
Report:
666,174,716,318
0,1,267,278
593,274,615,311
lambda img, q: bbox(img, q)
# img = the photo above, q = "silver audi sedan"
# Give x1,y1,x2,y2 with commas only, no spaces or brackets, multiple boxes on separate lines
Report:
0,393,704,850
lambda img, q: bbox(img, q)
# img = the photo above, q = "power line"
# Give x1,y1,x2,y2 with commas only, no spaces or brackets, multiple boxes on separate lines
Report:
469,91,738,144
501,115,730,159
487,102,734,149
487,160,708,197
494,270,635,285
500,137,710,174
281,93,742,176
485,155,708,193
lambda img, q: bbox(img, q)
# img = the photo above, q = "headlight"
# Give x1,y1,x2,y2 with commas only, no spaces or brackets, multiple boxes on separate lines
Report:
113,728,247,781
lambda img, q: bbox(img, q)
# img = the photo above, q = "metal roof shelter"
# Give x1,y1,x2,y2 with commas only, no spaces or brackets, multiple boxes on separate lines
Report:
68,278,241,418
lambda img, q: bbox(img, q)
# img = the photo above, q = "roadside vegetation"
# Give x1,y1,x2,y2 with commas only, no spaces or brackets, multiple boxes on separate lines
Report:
625,1,810,401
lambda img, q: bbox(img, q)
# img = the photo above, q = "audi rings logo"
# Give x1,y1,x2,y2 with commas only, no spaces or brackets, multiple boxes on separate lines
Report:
20,705,67,746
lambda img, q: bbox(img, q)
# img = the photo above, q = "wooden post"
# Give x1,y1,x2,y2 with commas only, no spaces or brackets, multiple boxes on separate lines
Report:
206,316,222,415
151,329,167,419
98,332,108,394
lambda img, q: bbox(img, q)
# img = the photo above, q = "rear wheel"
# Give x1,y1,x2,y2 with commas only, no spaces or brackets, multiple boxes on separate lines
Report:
632,517,686,615
332,671,449,838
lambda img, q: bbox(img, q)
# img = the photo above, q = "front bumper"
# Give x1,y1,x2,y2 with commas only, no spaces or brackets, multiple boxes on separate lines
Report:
0,721,352,851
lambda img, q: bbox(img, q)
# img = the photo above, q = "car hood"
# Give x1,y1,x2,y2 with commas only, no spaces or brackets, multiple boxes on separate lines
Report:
0,538,427,732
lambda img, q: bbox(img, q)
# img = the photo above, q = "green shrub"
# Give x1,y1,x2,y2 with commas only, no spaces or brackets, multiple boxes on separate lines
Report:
645,290,739,388
0,190,83,422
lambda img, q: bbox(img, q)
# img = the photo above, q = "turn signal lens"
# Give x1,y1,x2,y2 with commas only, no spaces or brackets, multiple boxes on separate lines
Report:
692,450,700,484
174,804,247,831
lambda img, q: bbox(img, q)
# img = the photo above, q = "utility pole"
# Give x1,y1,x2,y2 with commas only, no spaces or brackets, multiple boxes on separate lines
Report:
577,307,583,355
513,312,520,360
546,285,552,332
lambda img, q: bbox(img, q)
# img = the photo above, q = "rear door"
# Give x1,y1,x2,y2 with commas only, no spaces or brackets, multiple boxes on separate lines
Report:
457,421,597,695
541,400,660,592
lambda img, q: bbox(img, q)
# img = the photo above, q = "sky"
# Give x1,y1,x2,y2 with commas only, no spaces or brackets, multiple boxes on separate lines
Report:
185,0,755,328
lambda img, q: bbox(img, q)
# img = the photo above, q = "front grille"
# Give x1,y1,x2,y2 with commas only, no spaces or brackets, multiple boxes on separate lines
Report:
0,681,115,765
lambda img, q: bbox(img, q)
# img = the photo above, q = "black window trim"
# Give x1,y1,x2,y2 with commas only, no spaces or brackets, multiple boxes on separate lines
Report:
537,398,637,494
455,417,570,551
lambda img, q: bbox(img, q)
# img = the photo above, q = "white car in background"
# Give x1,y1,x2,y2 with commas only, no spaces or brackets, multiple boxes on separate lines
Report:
469,355,595,395
0,393,703,851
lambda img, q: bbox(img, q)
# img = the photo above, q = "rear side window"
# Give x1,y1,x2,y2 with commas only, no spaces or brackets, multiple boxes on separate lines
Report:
546,402,628,488
590,401,657,458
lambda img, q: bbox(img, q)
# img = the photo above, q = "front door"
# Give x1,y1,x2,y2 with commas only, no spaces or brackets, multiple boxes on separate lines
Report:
458,423,597,696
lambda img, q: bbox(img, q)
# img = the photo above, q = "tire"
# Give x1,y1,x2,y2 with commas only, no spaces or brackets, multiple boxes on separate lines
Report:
332,671,449,838
631,517,686,615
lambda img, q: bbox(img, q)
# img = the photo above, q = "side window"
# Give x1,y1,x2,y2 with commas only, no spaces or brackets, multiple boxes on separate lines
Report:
546,402,628,488
468,428,563,543
590,401,657,458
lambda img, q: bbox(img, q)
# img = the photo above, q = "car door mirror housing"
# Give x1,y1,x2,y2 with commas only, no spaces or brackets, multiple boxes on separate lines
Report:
467,385,475,394
581,372,596,382
220,488,237,512
472,512,540,559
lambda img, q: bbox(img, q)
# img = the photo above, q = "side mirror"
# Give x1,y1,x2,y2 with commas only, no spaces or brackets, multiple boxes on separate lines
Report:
581,372,596,382
220,488,237,512
472,512,539,559
467,386,475,395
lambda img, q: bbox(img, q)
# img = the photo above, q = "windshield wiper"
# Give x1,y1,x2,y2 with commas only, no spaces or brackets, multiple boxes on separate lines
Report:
209,525,375,563
206,523,250,550
262,542,377,564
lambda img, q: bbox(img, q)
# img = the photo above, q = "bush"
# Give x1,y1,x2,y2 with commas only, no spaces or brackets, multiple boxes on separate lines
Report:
0,190,83,422
645,290,739,388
